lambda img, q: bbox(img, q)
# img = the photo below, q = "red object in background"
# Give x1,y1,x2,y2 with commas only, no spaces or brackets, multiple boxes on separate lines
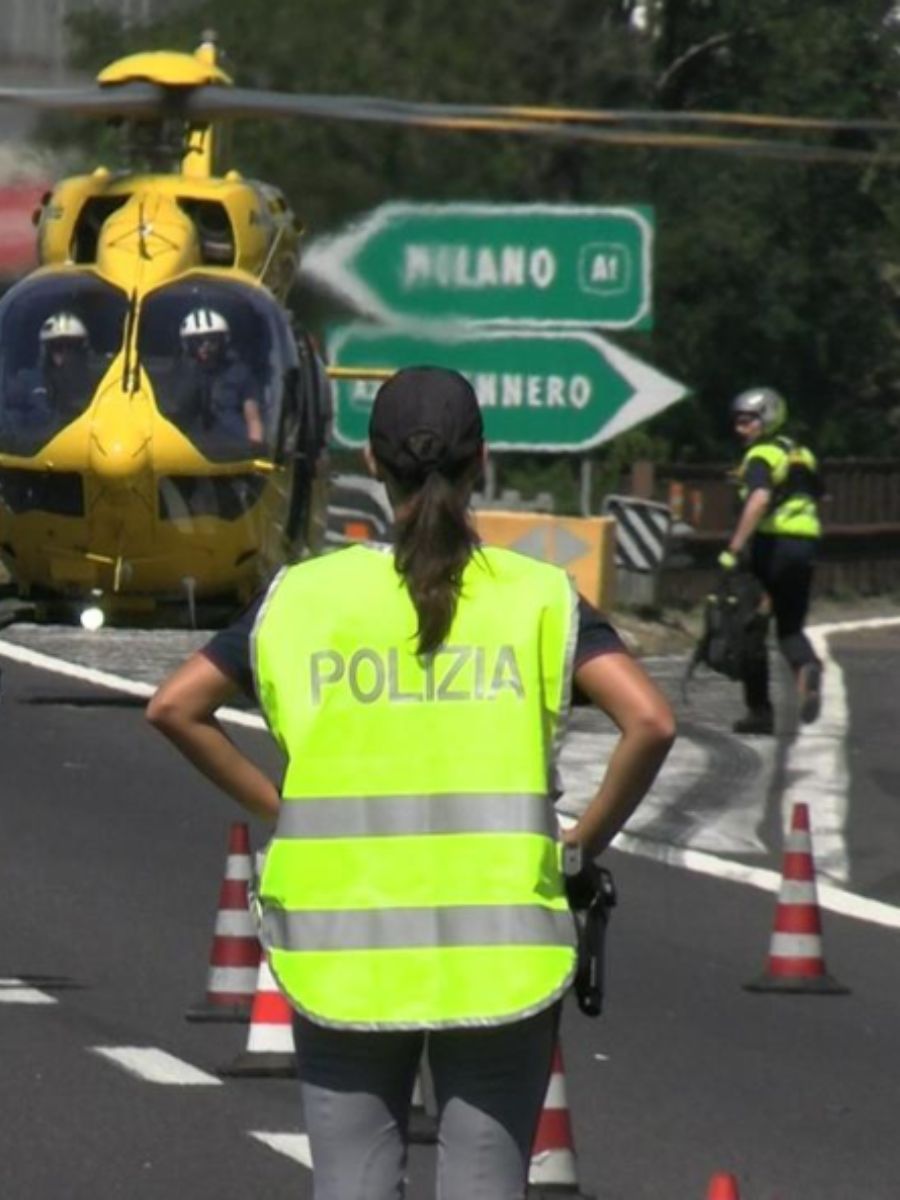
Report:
706,1174,741,1200
0,182,48,277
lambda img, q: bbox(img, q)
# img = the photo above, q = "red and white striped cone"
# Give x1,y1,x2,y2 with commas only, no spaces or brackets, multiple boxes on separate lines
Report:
528,1044,591,1198
744,802,849,995
186,822,261,1021
706,1173,741,1200
219,957,297,1077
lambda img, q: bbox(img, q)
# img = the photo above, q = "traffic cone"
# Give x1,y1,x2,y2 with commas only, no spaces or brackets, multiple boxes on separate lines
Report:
528,1044,591,1198
706,1173,740,1200
744,802,849,994
218,957,297,1077
186,822,261,1021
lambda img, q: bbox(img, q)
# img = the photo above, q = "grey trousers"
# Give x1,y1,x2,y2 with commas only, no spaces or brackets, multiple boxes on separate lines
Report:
293,1004,560,1200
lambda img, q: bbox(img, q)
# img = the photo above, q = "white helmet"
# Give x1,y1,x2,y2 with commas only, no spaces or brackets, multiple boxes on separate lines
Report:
731,387,787,436
40,312,88,343
180,308,229,341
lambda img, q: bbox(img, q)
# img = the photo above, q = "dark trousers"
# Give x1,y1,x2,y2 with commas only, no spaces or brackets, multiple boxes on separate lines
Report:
743,534,820,711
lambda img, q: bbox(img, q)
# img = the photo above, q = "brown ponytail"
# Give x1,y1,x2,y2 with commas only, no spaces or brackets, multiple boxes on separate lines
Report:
391,459,481,656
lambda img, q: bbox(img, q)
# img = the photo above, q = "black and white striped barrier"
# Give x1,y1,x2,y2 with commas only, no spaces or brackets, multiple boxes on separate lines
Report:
601,494,672,574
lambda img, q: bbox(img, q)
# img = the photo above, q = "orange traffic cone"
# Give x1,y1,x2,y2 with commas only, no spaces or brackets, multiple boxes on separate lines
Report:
528,1044,590,1198
186,822,261,1021
219,957,297,1077
706,1172,740,1200
745,802,849,995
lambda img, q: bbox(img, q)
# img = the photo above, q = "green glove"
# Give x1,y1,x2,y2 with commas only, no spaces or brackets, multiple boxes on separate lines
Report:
718,549,739,571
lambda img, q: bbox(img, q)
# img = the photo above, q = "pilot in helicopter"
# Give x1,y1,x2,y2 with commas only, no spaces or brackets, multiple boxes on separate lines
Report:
1,312,98,452
170,308,265,453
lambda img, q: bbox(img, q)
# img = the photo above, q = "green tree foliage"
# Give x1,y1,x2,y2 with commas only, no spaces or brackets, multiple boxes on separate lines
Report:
55,0,900,467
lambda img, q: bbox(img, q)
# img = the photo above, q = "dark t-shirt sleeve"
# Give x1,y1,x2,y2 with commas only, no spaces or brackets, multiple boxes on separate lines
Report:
744,456,774,491
202,589,628,702
201,593,263,697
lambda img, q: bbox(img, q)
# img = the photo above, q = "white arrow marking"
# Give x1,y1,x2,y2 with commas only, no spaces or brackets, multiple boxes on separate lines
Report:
250,1132,313,1168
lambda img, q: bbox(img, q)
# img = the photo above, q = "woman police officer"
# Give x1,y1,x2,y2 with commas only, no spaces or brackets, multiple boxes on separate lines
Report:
147,365,675,1200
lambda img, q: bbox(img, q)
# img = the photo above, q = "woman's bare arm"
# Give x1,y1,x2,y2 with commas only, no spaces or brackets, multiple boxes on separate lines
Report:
564,652,676,854
146,653,280,822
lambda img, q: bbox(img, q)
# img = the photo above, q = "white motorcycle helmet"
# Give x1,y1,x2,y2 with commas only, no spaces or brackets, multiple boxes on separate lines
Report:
731,387,787,436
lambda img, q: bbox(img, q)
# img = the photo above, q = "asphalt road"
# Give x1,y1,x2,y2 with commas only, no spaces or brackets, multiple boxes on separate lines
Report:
2,617,899,1199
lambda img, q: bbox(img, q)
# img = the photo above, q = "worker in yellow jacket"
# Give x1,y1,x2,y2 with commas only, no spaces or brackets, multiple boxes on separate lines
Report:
148,365,675,1200
720,387,823,735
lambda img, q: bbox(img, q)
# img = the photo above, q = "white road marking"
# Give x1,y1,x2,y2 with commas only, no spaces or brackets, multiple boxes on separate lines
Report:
0,978,57,1004
0,638,264,730
612,832,900,930
91,1046,223,1086
250,1132,313,1168
784,616,900,885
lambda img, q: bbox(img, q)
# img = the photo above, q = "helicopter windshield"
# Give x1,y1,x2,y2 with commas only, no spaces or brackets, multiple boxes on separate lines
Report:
0,274,125,457
139,278,296,464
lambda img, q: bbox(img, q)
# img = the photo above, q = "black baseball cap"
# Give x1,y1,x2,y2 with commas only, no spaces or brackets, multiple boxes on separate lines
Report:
369,365,484,479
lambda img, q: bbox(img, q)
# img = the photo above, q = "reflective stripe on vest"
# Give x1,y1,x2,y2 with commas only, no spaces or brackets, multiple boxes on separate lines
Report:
273,791,558,838
739,437,821,538
252,544,578,1030
261,904,576,951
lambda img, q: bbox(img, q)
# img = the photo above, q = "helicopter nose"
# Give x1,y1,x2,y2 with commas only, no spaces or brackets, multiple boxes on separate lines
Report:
89,414,151,483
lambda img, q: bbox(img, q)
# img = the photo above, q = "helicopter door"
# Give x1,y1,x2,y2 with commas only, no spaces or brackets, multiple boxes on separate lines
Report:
139,277,290,465
0,273,126,457
284,330,333,544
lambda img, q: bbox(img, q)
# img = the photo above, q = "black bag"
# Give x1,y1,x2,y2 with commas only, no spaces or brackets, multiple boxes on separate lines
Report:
683,570,767,695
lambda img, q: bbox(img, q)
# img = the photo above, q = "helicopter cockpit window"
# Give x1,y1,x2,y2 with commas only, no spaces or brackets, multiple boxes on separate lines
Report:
0,273,125,457
139,278,295,464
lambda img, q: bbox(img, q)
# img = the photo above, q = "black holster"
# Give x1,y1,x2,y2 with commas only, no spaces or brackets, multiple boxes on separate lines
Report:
562,844,617,1018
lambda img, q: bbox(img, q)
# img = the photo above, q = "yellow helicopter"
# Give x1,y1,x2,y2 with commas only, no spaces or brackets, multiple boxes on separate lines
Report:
0,37,335,628
0,33,895,628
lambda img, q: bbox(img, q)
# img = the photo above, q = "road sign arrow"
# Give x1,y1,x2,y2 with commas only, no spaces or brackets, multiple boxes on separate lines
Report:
326,324,687,451
302,202,654,330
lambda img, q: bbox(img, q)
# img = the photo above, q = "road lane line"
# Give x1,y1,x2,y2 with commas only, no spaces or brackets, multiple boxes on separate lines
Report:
0,638,264,729
611,832,900,930
0,978,58,1004
782,616,900,887
249,1132,313,1168
91,1046,223,1085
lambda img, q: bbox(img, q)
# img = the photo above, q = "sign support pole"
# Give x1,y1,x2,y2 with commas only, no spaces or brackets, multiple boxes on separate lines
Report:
579,457,593,517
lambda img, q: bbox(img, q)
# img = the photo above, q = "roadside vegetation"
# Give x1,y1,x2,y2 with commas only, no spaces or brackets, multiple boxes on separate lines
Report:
45,0,900,505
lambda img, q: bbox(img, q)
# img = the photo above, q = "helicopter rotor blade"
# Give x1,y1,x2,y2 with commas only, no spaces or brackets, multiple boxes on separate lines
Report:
181,87,899,166
0,81,185,119
1,76,896,165
355,99,900,139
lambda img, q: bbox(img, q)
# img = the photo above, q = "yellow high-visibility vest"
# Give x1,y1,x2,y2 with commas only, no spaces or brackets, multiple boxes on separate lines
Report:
252,544,578,1030
739,436,821,538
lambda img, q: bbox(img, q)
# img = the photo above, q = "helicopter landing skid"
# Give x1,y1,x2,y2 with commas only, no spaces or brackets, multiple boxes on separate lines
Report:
0,597,37,631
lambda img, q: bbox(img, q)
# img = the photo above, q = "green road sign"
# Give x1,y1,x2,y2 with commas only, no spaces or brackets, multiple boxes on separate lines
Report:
327,324,685,452
304,203,654,330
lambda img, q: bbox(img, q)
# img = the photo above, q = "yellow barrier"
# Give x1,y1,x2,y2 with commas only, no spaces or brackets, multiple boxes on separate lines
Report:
473,510,616,613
